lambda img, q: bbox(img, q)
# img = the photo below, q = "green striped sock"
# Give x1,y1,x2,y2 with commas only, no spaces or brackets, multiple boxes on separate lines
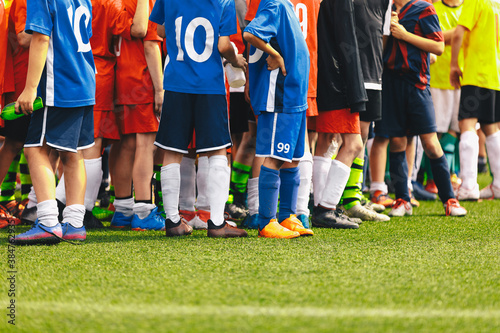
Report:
109,185,115,205
229,161,251,205
19,150,32,200
0,153,20,202
154,164,163,211
341,157,365,210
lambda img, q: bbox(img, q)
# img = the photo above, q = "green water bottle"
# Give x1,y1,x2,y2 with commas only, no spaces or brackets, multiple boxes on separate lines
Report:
0,97,44,120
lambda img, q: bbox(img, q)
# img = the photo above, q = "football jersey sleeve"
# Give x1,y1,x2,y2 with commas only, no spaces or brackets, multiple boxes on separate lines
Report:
149,0,165,25
220,0,237,36
244,0,279,43
457,0,481,32
109,0,133,40
12,0,27,34
25,0,53,36
419,5,444,42
144,0,162,42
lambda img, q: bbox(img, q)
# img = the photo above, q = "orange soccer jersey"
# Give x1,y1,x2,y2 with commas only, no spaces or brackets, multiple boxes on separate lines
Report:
8,0,29,100
91,0,133,111
1,0,14,106
114,0,162,106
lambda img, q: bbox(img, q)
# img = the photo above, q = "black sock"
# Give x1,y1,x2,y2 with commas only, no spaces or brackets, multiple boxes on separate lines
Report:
389,151,410,202
430,155,455,203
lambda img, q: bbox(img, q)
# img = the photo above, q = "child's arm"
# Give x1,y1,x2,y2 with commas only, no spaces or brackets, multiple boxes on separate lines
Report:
243,32,286,76
449,24,466,89
144,40,164,116
130,0,149,38
390,12,444,55
218,36,247,70
15,32,49,114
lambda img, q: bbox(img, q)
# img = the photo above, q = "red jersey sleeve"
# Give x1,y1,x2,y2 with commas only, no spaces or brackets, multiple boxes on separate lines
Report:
108,0,132,40
245,0,260,22
144,0,162,42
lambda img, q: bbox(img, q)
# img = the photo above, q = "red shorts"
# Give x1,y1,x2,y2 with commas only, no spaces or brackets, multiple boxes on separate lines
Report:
115,104,159,135
94,110,120,140
316,108,360,134
306,97,318,117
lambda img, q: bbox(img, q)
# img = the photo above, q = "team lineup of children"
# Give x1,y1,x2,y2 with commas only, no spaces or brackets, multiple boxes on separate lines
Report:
1,0,499,244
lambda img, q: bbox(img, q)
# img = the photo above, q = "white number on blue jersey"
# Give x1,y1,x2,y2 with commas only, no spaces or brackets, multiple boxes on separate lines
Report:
277,142,290,153
175,17,214,63
67,5,91,53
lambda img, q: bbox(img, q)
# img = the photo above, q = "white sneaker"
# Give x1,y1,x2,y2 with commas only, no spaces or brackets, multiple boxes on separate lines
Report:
346,204,390,222
186,216,208,230
388,199,413,217
456,184,480,201
444,198,467,216
363,200,386,213
479,183,500,199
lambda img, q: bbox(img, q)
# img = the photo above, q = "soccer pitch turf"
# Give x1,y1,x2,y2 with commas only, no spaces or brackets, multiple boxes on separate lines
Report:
2,174,499,332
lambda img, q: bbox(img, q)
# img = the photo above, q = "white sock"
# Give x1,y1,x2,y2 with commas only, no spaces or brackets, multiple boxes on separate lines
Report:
196,156,209,211
319,159,351,209
161,164,181,223
36,200,59,227
62,204,86,228
114,197,134,217
297,152,313,216
208,155,230,226
459,130,479,190
133,202,156,219
55,174,66,205
27,187,37,208
84,158,103,212
370,181,388,194
312,156,331,207
413,138,424,182
247,177,259,216
485,131,500,188
179,157,196,211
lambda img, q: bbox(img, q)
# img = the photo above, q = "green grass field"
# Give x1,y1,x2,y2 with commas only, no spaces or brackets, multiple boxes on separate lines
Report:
2,174,500,332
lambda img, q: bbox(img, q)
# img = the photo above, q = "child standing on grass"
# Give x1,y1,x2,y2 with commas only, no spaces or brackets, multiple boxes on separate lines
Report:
150,0,248,238
375,0,467,217
12,0,96,244
243,0,313,238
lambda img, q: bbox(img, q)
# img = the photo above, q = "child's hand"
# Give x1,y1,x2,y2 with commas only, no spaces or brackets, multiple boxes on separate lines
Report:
232,54,248,72
153,90,164,117
450,64,462,89
390,20,407,41
15,88,37,115
430,53,437,64
391,11,399,25
266,53,287,76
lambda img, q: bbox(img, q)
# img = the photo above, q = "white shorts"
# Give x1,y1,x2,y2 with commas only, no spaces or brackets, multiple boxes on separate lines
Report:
430,88,460,133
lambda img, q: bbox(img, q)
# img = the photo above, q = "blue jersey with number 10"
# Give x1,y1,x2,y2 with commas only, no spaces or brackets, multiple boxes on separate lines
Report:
26,0,96,107
150,0,236,95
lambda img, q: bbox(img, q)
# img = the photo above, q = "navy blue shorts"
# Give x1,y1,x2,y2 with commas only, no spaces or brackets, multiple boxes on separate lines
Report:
375,71,437,137
154,91,232,154
24,106,94,152
255,111,306,162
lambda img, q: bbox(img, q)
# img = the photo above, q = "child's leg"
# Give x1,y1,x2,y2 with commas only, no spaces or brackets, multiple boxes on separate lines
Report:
420,132,454,203
258,159,282,230
133,132,156,218
206,150,230,226
389,137,410,202
24,145,59,227
19,150,32,201
278,162,300,222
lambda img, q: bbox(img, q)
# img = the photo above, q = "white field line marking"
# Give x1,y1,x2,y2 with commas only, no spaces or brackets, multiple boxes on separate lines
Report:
22,302,500,319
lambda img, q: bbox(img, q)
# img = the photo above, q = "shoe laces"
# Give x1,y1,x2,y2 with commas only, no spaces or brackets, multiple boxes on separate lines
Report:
392,198,409,209
447,198,460,207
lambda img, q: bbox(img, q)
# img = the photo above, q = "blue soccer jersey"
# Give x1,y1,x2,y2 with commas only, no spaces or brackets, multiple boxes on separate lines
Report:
383,0,443,90
26,0,96,107
244,0,310,114
149,0,236,95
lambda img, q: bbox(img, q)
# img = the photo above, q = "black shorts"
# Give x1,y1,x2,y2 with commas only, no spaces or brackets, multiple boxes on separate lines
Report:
359,89,382,122
459,85,500,124
0,115,31,142
229,92,255,134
